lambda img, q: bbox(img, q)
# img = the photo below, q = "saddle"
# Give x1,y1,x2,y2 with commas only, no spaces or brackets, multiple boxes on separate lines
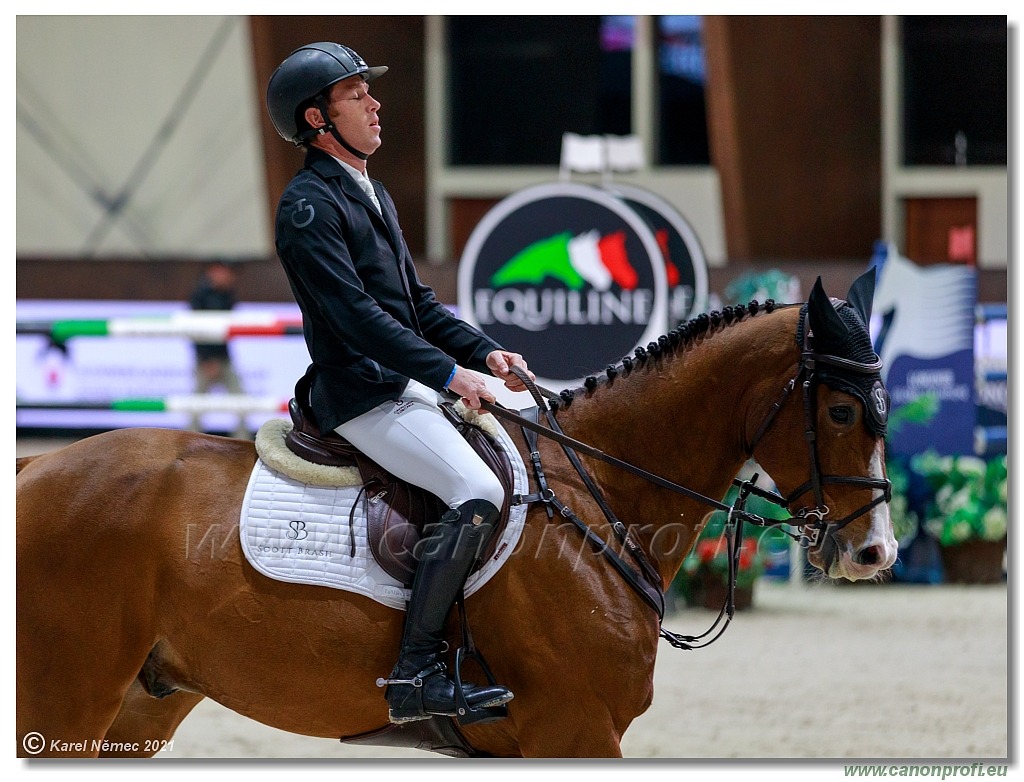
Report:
283,374,515,586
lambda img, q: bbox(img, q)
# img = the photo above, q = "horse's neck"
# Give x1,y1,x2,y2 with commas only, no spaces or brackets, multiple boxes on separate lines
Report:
555,309,799,584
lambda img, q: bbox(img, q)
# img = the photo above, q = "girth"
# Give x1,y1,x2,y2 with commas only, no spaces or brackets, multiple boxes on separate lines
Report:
283,385,515,586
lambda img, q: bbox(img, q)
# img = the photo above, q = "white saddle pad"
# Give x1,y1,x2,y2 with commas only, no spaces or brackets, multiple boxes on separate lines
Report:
239,414,529,610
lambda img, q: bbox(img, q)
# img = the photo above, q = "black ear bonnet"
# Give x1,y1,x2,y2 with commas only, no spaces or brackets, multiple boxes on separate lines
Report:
797,274,890,438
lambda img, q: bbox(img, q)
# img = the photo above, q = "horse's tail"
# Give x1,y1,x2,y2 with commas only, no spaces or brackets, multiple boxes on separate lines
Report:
16,455,40,476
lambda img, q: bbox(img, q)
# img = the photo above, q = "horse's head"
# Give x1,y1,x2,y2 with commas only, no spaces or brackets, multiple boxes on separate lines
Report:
751,269,897,581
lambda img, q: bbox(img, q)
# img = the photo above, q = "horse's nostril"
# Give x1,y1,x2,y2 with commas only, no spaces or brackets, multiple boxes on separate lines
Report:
856,545,881,566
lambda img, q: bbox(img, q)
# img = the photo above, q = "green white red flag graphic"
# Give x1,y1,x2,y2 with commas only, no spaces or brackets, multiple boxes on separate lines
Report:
490,230,638,291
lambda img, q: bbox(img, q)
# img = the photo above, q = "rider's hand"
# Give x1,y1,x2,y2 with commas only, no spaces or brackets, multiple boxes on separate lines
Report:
485,350,535,393
446,366,496,410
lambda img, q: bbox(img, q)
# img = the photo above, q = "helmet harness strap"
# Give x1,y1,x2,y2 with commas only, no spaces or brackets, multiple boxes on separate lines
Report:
311,93,370,161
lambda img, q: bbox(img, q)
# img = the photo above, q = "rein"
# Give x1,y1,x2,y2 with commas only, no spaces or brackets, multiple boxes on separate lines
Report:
468,309,891,650
470,375,775,650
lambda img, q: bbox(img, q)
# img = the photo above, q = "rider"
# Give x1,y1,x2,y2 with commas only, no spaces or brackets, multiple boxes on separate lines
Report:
266,42,533,724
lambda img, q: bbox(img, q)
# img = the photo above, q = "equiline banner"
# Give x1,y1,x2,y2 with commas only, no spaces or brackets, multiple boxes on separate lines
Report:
459,183,708,389
605,183,708,327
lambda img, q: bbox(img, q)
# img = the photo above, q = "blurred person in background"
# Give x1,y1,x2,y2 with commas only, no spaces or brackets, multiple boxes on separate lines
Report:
188,259,248,439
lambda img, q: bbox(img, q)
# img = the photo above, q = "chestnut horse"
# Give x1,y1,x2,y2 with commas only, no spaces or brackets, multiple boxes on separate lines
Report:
16,273,896,758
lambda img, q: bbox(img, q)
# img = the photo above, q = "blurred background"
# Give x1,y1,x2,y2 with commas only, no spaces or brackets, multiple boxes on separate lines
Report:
16,15,1011,588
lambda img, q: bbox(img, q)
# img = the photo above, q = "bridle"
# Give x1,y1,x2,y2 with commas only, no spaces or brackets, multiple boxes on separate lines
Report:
742,307,892,554
466,306,892,650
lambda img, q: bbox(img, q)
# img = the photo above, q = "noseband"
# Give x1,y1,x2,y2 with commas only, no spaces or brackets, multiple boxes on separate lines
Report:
743,309,892,557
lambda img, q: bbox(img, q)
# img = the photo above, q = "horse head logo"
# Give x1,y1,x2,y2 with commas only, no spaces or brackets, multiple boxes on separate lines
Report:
870,249,977,383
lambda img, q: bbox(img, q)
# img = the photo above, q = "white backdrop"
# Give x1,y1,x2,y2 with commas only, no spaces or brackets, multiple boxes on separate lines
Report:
16,15,270,258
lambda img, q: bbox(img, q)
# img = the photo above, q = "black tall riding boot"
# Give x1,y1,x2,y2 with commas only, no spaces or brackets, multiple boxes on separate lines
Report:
380,498,513,723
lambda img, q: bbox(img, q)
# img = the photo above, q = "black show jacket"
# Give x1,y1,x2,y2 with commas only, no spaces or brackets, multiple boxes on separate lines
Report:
275,147,502,431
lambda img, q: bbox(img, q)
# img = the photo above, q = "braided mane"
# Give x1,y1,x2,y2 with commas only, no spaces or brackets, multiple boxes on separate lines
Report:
548,299,785,410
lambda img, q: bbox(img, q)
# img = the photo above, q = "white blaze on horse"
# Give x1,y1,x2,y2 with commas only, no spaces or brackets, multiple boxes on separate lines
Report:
16,271,895,758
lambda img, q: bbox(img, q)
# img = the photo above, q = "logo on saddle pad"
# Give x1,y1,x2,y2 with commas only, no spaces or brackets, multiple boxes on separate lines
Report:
286,520,309,540
458,182,707,388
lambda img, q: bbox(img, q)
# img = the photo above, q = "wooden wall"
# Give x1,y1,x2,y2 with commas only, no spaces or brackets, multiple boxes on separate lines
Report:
703,16,882,262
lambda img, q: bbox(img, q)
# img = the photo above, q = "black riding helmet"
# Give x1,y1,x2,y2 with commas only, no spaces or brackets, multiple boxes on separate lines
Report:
266,42,387,158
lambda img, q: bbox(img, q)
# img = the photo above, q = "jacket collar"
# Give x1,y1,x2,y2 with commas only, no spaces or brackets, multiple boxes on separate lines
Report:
305,145,353,180
303,146,402,255
305,147,381,210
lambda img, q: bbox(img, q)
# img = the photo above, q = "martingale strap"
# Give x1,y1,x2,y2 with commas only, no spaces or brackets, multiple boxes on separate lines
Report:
519,398,757,648
512,406,666,621
537,404,667,596
512,383,666,617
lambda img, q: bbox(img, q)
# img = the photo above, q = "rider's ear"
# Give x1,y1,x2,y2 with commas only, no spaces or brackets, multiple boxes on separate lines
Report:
845,268,876,325
807,276,849,347
305,105,325,129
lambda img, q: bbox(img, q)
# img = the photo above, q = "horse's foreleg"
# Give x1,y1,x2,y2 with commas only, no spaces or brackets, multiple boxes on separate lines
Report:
16,611,147,758
17,658,133,758
98,679,204,758
16,630,151,758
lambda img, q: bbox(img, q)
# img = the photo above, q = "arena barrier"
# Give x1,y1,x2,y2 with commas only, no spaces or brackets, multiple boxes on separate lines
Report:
16,395,289,414
16,311,304,342
16,309,307,430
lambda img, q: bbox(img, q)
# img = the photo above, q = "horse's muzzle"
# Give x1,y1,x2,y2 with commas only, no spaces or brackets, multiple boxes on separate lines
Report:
813,511,898,581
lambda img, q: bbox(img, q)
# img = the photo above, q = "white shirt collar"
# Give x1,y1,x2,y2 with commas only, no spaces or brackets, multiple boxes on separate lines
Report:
331,154,381,213
332,155,371,185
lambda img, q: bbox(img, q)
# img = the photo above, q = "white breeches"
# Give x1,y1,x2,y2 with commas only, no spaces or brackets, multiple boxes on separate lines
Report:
334,379,505,510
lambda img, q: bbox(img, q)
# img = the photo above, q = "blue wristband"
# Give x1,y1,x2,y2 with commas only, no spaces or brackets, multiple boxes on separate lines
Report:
443,365,457,390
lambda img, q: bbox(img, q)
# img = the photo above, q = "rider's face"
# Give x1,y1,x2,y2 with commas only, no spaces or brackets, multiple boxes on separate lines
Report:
323,75,382,156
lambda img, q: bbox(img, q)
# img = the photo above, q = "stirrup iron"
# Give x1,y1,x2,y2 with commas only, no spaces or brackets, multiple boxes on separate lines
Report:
451,644,511,725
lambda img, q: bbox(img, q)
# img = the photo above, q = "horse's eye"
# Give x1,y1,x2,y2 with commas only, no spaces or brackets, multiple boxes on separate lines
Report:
829,406,853,425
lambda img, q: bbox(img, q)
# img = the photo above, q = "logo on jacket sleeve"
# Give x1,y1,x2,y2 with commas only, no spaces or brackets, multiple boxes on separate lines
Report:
291,198,315,229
